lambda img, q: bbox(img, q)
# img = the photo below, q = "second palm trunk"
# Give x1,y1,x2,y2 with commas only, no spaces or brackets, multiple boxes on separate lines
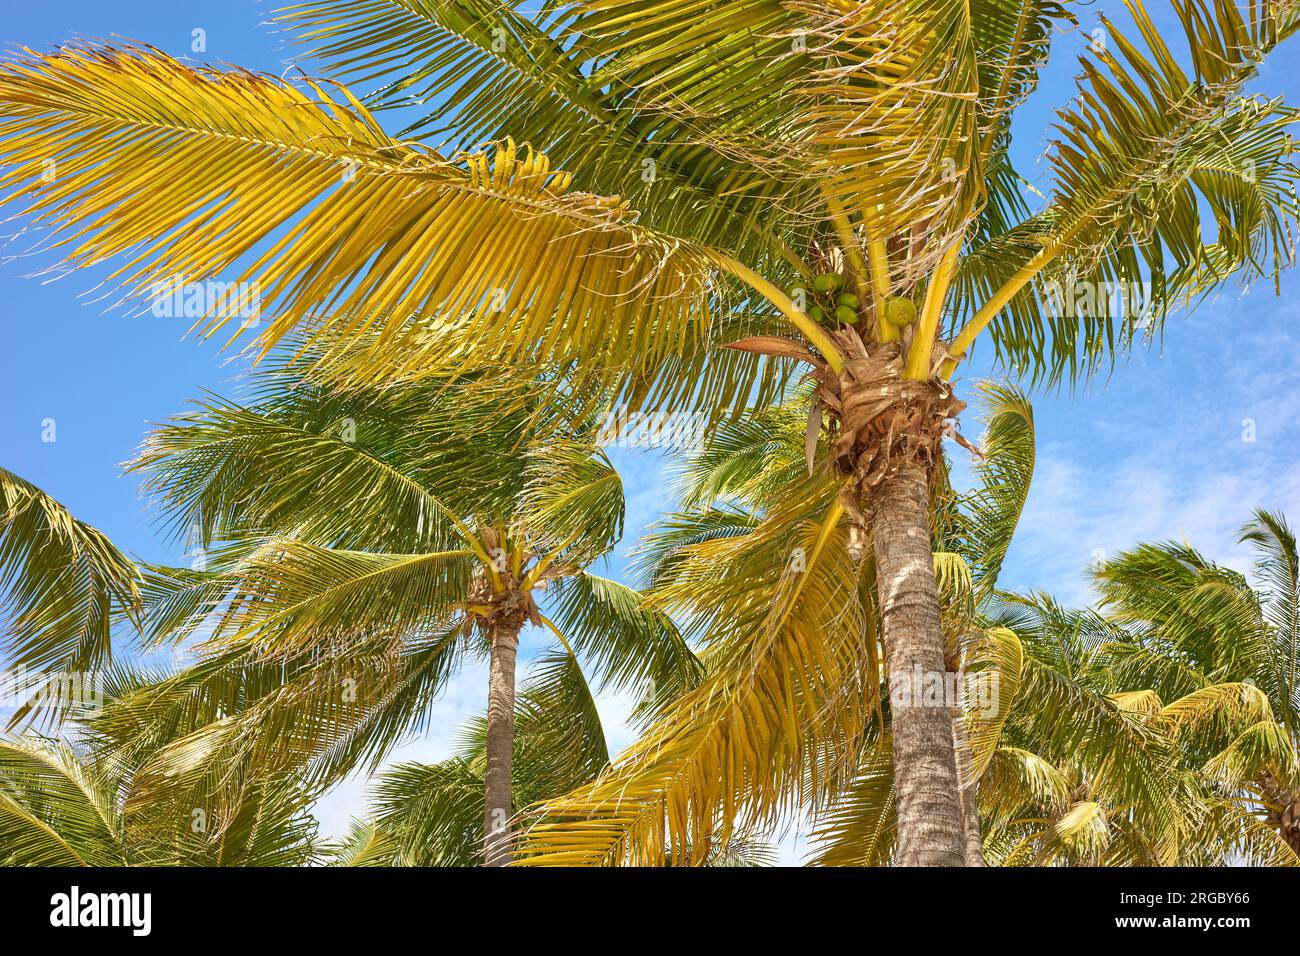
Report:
483,620,521,866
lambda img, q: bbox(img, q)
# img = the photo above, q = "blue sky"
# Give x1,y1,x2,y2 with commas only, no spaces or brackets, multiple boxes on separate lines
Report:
3,2,1299,857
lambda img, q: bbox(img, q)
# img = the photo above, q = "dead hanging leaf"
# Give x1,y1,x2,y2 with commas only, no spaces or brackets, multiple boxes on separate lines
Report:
722,335,818,365
943,422,983,458
805,394,822,476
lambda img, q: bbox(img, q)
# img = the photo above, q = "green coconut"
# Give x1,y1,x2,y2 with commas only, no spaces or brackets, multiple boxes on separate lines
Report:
809,304,827,323
811,272,844,294
834,304,858,325
836,292,860,309
883,296,918,327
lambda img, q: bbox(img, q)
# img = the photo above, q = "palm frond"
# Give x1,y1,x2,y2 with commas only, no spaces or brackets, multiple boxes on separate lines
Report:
0,45,755,410
0,468,139,721
0,736,125,866
957,382,1035,599
516,486,873,866
320,818,400,866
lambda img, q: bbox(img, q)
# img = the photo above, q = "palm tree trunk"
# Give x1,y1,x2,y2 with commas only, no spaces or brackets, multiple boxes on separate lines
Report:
950,701,985,866
871,460,965,866
1261,775,1300,857
483,619,521,866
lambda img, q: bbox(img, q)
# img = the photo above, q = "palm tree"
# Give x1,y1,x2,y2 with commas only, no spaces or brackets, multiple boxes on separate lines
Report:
1,466,140,726
508,382,1031,863
2,0,1298,862
951,591,1296,866
0,668,320,866
366,663,611,866
805,453,1298,865
532,378,1294,866
112,360,698,865
354,660,773,865
1093,513,1300,856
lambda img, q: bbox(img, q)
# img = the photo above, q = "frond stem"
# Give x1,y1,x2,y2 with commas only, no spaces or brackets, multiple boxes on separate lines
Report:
710,252,846,373
904,242,962,380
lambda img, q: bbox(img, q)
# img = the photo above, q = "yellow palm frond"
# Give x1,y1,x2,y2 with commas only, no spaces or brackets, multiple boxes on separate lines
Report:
515,489,873,865
0,45,731,400
964,626,1023,779
800,0,981,258
805,736,896,866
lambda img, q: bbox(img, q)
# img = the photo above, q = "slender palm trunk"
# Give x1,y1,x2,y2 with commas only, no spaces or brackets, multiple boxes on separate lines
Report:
871,460,965,866
483,619,521,866
950,702,985,866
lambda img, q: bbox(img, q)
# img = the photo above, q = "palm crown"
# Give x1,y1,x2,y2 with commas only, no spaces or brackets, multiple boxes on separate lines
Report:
93,359,697,864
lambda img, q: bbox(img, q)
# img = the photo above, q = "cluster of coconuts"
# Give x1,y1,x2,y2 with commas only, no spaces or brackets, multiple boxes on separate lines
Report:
804,272,918,330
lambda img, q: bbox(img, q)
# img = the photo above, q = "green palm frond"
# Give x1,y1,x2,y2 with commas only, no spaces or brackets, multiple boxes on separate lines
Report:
1240,510,1300,733
1202,719,1299,790
275,0,805,264
131,389,474,554
544,573,702,700
0,722,324,867
1096,540,1276,695
0,736,125,866
951,0,1300,384
371,759,485,866
373,650,612,866
978,746,1072,825
955,382,1036,600
150,779,321,867
518,442,623,569
806,737,896,867
94,626,464,832
197,541,475,658
670,399,810,512
633,505,762,592
0,468,140,725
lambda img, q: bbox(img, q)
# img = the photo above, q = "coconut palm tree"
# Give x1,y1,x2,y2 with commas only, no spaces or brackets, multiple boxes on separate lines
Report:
0,668,320,866
111,360,698,865
505,382,1031,863
1,0,1298,863
352,659,774,866
931,586,1299,866
803,401,1297,866
364,662,612,866
1,467,140,727
564,379,1294,866
1093,513,1300,855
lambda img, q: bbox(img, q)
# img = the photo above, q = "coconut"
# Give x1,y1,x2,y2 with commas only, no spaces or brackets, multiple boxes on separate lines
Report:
883,296,917,327
812,273,844,294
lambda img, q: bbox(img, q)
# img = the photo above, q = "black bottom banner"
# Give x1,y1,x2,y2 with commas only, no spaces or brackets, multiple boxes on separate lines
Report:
0,865,1279,943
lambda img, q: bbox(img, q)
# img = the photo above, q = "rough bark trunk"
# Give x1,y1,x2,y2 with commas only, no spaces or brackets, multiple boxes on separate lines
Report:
950,701,985,866
483,619,521,866
1258,774,1300,857
1283,818,1300,857
872,460,965,866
